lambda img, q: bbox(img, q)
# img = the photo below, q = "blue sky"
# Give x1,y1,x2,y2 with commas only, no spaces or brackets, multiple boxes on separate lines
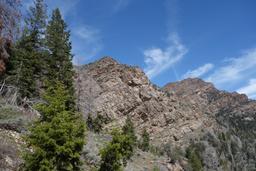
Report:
22,0,256,99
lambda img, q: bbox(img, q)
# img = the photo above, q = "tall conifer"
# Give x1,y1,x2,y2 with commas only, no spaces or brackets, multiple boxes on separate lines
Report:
46,8,75,109
7,0,48,98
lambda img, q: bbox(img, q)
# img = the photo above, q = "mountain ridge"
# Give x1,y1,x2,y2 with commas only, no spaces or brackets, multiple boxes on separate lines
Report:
75,56,256,170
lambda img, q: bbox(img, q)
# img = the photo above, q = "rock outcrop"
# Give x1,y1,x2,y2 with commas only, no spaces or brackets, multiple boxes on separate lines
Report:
163,78,256,170
76,57,256,170
75,57,216,145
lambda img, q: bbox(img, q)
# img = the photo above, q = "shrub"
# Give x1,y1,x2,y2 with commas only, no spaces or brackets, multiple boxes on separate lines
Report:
122,116,137,145
186,145,203,171
122,117,137,164
149,145,162,156
99,129,134,171
23,82,86,171
86,114,108,133
99,142,122,171
152,165,160,171
139,128,150,152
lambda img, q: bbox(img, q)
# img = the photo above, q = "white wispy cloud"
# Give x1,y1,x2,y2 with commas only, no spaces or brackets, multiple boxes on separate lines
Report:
143,33,188,79
72,25,103,64
113,0,131,12
183,63,214,79
206,48,256,87
237,79,256,99
75,26,101,43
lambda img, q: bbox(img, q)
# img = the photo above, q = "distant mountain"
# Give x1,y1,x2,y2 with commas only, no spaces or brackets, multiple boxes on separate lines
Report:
76,57,256,170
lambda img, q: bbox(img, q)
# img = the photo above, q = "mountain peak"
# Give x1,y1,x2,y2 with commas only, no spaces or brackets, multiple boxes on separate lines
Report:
162,77,215,95
96,56,118,65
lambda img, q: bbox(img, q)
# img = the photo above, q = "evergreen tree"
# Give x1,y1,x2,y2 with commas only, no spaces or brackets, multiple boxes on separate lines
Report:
99,128,135,171
122,116,137,145
99,130,124,171
99,140,122,171
23,0,48,76
140,128,150,152
23,82,85,171
122,116,137,162
7,0,48,98
186,145,203,171
7,36,40,97
46,8,75,109
26,0,47,49
92,114,104,133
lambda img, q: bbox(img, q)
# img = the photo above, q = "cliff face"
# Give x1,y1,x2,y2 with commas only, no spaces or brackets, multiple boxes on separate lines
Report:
76,57,256,170
75,57,217,145
163,78,256,170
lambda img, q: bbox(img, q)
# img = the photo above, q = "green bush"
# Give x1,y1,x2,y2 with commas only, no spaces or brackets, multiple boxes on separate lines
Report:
0,106,30,132
0,107,21,119
122,117,137,145
99,118,138,171
139,128,150,152
186,145,203,171
99,142,123,171
23,82,86,171
122,117,137,164
149,145,163,156
99,129,134,171
166,145,183,162
152,165,160,171
86,114,108,133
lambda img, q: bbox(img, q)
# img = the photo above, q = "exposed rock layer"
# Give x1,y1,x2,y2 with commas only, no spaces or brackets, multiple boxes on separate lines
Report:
76,57,256,170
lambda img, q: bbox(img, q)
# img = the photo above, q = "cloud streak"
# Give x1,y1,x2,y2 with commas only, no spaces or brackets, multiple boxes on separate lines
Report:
113,0,131,12
143,33,187,79
183,63,214,79
72,25,103,64
237,79,256,99
206,48,256,87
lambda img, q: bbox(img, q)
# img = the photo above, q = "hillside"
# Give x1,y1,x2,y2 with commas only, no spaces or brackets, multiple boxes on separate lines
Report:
76,57,256,170
0,57,255,170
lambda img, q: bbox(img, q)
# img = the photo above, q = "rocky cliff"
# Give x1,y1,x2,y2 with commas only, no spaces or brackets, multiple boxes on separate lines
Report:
163,78,256,170
75,57,216,145
76,57,256,170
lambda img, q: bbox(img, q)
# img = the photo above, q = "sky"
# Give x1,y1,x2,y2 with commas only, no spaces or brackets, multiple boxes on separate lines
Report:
22,0,256,99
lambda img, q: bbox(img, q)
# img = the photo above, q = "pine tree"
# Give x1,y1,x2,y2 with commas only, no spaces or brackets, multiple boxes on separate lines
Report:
99,129,125,171
7,36,39,97
122,116,137,162
46,8,75,109
99,128,136,171
122,116,137,145
23,0,48,76
26,0,47,49
99,142,122,171
140,128,150,152
23,82,85,171
7,0,48,98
